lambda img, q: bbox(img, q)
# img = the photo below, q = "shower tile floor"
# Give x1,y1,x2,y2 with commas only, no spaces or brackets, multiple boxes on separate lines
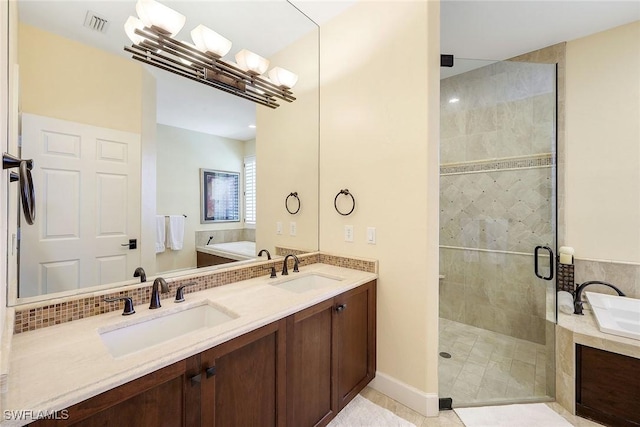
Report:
439,318,549,406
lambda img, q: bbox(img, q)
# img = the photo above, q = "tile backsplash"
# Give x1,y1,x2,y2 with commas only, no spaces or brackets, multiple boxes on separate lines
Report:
13,252,377,334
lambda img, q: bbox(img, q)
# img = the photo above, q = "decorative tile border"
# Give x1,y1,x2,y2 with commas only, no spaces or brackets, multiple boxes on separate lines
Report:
275,246,312,256
12,251,376,334
319,253,377,273
440,154,554,175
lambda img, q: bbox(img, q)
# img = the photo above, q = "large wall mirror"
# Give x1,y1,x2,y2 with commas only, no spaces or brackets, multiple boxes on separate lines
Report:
7,1,319,304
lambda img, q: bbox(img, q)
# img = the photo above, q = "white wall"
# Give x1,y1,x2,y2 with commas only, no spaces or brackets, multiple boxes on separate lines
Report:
18,23,143,134
156,124,245,272
319,1,441,416
256,27,319,255
244,139,256,158
565,21,640,263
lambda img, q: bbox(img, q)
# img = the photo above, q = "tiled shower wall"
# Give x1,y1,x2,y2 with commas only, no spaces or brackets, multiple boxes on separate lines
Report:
439,61,556,345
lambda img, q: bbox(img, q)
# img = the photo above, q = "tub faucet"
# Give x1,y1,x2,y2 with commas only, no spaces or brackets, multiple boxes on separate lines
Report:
282,254,299,276
133,267,146,283
150,277,169,309
574,280,626,315
258,249,271,260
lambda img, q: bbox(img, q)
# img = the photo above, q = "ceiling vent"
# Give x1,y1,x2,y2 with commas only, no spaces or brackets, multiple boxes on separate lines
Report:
84,11,109,34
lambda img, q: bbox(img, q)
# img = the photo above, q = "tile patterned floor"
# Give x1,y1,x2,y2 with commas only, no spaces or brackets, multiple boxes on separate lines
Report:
439,318,549,406
360,387,603,427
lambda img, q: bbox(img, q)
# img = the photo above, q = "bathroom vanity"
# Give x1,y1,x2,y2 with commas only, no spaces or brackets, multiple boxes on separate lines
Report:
556,303,640,427
4,264,376,427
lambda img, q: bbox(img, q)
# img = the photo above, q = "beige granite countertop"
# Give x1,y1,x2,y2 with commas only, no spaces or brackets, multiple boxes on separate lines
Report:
558,307,640,359
0,263,376,426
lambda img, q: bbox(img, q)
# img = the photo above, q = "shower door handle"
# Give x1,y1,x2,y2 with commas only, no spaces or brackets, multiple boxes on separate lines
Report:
534,245,554,280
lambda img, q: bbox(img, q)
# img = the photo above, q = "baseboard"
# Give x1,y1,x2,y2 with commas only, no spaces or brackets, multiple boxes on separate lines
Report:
369,371,439,417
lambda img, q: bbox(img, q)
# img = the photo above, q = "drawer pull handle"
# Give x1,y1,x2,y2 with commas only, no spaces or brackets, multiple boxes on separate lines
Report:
206,366,216,378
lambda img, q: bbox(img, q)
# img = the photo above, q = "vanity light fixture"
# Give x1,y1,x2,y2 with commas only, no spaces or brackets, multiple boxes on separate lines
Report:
124,0,297,108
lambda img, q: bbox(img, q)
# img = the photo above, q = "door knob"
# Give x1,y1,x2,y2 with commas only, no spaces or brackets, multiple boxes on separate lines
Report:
121,239,137,249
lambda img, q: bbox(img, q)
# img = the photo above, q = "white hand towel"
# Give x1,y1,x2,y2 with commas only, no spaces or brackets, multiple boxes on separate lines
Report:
167,215,185,250
558,291,574,314
155,216,166,253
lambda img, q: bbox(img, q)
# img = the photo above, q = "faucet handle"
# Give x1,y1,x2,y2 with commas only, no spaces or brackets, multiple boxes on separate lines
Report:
175,282,197,303
104,296,135,316
264,266,277,279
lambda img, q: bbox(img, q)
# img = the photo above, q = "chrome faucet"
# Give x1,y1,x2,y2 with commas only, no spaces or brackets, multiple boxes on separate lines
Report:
574,280,626,315
282,254,299,276
150,277,169,309
133,267,146,283
258,249,272,260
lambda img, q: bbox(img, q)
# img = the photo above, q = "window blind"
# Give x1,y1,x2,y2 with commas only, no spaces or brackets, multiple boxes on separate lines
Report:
244,156,256,225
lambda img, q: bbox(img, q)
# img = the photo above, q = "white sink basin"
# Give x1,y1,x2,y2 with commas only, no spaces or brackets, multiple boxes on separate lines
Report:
586,291,640,341
272,273,343,293
99,302,237,357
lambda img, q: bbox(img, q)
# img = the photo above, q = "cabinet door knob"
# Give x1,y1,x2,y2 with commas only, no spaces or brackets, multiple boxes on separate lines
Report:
190,374,202,386
206,366,216,378
335,303,347,313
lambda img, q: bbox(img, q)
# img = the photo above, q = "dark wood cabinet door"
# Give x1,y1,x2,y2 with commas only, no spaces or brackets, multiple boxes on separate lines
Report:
286,299,336,427
200,320,286,427
576,345,640,427
30,356,201,427
334,281,376,410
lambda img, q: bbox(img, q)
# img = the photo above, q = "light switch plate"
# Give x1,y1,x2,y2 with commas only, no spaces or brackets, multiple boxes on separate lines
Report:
367,227,376,244
290,222,297,236
344,225,354,242
276,221,283,235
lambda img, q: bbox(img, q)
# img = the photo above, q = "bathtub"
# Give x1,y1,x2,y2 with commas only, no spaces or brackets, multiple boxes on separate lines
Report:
200,241,256,261
586,291,640,341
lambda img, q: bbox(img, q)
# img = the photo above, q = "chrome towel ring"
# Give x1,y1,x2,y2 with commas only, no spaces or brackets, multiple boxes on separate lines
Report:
334,189,355,216
3,153,36,225
286,192,301,214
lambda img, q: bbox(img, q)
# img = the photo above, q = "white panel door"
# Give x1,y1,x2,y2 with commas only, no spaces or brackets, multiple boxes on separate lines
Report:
20,114,141,297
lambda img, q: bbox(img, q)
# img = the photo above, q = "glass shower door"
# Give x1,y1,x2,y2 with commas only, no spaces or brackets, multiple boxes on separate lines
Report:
439,58,557,406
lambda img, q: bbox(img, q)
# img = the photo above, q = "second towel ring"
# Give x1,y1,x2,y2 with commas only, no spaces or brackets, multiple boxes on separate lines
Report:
334,189,355,216
286,192,301,214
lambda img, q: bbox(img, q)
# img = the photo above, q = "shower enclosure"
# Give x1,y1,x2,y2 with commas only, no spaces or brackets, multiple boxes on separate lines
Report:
438,58,557,406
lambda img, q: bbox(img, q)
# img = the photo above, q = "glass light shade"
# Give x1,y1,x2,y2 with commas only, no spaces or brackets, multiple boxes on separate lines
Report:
135,0,186,36
190,25,232,58
235,49,269,75
268,67,298,89
124,16,145,45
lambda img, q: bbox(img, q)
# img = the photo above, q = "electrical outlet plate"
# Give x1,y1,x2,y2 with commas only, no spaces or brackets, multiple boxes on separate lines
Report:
289,222,297,236
344,225,354,242
276,221,283,235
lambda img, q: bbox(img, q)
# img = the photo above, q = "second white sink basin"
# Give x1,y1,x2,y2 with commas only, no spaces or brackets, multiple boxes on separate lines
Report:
99,302,237,357
272,273,343,293
586,291,640,341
